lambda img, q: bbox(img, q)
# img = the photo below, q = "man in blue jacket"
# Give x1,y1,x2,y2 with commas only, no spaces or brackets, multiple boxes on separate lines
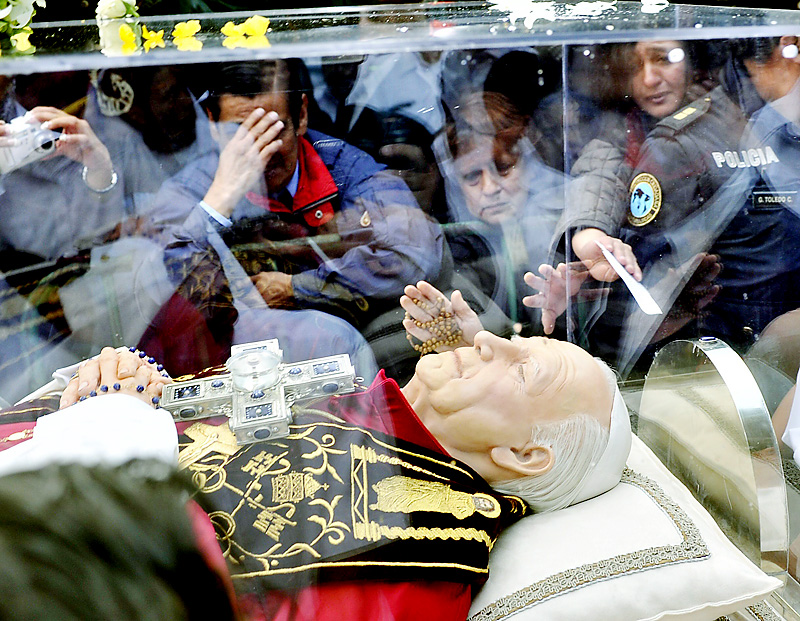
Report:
151,59,443,333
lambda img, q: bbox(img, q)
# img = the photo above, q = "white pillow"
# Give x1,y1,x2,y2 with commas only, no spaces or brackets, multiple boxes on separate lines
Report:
468,434,782,621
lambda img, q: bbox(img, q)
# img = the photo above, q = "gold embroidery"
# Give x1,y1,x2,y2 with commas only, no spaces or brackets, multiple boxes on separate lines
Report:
0,428,33,443
272,472,327,503
290,422,475,480
254,507,297,542
233,559,490,579
352,444,452,482
290,428,346,484
354,523,492,547
191,419,503,580
370,475,501,520
350,444,495,547
179,422,239,470
241,449,291,478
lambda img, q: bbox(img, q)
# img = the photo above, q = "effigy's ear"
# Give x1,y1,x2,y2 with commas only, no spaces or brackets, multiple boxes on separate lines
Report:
490,443,554,478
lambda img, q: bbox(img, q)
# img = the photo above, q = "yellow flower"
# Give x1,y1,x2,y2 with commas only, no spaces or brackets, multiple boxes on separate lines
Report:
172,20,200,39
222,34,246,49
242,35,270,49
220,21,245,38
172,20,202,52
174,36,202,52
220,15,270,49
119,23,138,55
11,29,33,52
142,24,164,52
242,15,270,37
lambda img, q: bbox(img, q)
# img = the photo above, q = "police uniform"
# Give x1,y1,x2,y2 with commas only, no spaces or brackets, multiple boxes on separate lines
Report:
622,84,800,352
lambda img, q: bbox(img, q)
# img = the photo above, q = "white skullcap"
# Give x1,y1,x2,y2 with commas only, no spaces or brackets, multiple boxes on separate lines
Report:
571,385,631,504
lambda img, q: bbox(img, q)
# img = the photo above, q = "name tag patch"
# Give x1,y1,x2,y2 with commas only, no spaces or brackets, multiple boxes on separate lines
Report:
752,190,796,207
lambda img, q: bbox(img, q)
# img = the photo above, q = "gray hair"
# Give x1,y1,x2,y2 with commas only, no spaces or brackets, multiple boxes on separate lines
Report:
492,359,618,512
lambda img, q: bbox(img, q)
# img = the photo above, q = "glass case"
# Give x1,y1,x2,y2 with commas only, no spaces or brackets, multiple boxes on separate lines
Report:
5,1,800,617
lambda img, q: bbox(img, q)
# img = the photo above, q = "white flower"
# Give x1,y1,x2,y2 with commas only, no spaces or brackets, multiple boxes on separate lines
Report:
96,0,130,19
1,0,39,28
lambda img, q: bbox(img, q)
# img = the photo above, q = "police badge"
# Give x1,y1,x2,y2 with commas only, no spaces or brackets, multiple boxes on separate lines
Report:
628,173,662,227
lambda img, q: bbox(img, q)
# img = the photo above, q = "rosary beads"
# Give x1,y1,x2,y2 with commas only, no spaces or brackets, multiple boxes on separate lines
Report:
75,347,165,407
405,297,463,355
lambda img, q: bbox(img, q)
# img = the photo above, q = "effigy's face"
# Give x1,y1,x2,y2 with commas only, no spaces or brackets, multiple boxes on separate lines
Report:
412,332,612,463
454,138,526,224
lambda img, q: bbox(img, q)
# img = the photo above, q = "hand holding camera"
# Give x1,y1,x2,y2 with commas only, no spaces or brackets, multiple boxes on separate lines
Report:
0,107,115,191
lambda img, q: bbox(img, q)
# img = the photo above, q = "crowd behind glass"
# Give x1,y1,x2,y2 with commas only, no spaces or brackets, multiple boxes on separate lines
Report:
1,35,799,404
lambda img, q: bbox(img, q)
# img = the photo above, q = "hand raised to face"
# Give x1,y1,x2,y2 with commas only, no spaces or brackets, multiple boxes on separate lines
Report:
204,106,286,218
59,347,172,410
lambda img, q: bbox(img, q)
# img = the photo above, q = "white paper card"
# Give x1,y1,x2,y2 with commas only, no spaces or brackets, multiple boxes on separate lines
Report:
595,241,662,315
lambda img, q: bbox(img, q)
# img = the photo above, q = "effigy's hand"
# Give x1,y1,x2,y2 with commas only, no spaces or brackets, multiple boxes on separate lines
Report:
59,347,172,409
523,263,604,334
400,280,483,352
571,228,642,283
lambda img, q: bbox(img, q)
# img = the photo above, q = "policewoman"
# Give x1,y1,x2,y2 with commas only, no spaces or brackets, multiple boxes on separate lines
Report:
622,36,800,353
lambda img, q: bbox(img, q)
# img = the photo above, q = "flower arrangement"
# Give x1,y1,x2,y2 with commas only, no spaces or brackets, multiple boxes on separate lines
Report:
92,4,269,56
172,19,201,51
0,0,46,54
96,0,137,20
221,15,270,49
96,0,140,56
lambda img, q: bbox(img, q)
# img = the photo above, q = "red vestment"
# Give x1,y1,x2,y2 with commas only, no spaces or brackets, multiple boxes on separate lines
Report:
199,371,478,621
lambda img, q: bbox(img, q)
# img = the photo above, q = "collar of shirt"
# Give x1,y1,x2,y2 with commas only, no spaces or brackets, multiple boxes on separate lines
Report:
246,135,339,227
284,162,300,197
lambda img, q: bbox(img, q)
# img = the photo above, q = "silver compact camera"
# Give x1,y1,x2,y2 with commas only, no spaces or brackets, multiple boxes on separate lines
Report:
0,116,62,175
161,339,356,445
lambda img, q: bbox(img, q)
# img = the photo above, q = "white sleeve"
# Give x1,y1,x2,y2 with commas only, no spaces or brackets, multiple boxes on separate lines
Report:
0,394,178,478
199,200,233,227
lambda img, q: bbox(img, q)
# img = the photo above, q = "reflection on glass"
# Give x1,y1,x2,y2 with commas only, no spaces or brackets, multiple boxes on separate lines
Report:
639,337,787,572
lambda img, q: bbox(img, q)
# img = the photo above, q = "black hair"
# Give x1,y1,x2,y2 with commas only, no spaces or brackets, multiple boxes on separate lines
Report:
730,37,782,63
203,59,309,128
0,461,237,621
